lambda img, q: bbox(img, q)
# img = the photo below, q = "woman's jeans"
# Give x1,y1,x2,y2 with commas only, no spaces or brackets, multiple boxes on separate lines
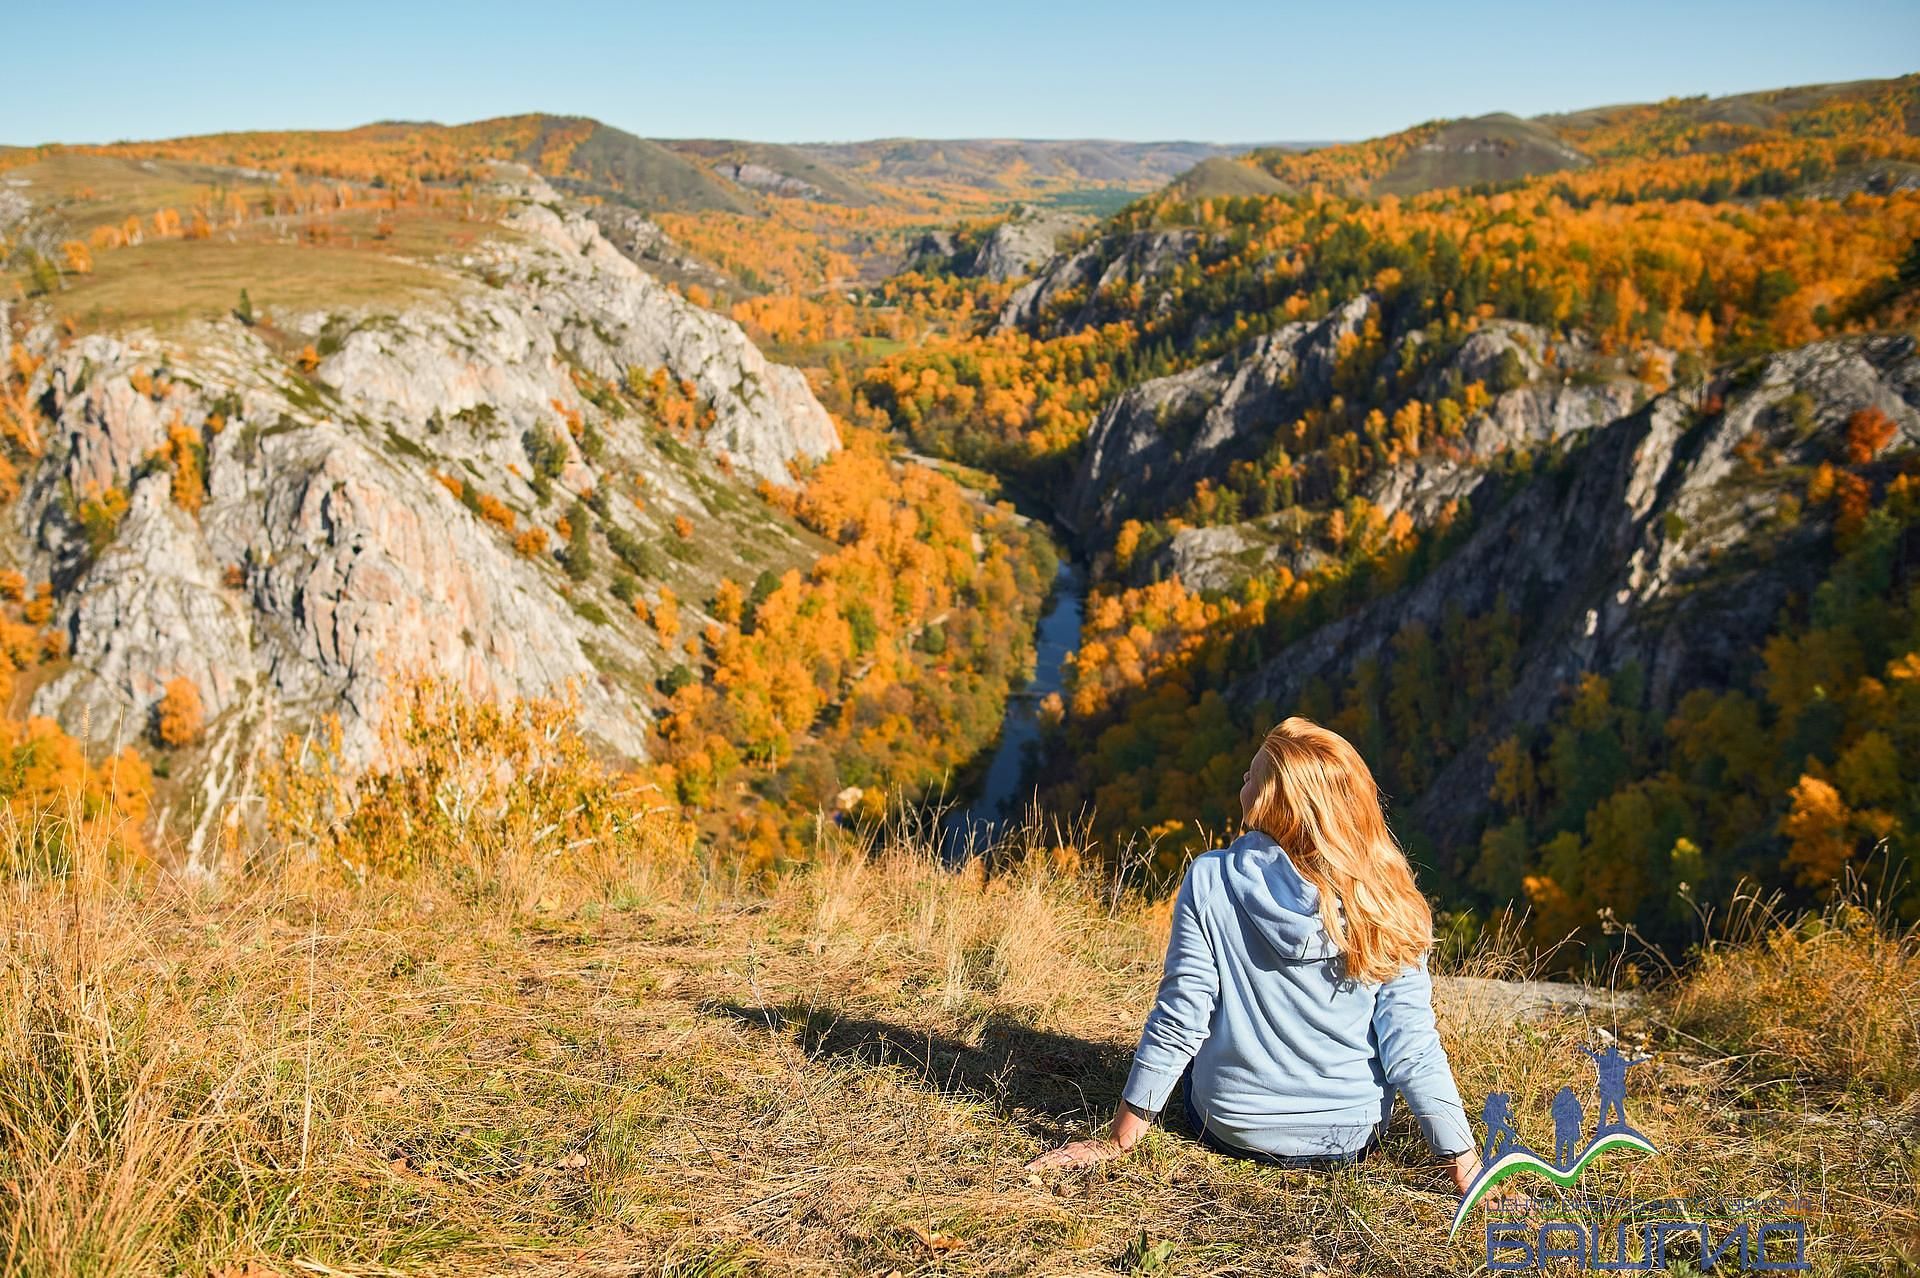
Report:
1178,1062,1375,1170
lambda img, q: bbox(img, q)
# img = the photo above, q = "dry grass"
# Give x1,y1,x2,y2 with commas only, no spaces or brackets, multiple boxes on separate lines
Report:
4,154,264,236
1664,883,1920,1100
0,816,1910,1277
7,152,500,335
0,693,1912,1278
48,232,459,334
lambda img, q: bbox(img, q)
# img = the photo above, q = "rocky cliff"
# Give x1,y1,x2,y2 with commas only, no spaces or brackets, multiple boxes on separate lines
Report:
1062,296,1372,539
900,206,1088,283
971,206,1087,282
1066,301,1638,558
9,168,839,845
1232,334,1919,846
587,204,734,296
996,229,1201,332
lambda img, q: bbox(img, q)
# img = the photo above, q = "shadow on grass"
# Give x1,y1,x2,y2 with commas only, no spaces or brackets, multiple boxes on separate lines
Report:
702,1001,1139,1144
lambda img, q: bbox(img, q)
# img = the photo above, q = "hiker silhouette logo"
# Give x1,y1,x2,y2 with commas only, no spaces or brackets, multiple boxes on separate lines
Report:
1450,1043,1657,1238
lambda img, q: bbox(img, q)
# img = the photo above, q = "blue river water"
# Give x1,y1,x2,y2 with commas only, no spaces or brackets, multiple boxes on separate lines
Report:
941,560,1085,857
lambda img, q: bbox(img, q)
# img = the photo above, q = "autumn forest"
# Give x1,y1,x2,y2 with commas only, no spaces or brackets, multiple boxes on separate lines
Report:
3,75,1919,969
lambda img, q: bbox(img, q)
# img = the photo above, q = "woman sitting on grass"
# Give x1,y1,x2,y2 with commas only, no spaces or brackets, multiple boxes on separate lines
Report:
1029,716,1482,1193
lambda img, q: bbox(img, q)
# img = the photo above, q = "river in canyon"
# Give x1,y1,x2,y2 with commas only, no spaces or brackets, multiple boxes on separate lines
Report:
941,559,1085,857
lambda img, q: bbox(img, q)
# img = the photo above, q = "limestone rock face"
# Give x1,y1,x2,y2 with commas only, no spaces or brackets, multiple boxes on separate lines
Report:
1365,378,1641,528
14,170,840,787
1067,304,1639,554
996,229,1200,332
310,173,835,493
501,182,839,487
26,332,643,769
902,229,957,270
587,205,732,293
35,474,254,740
1450,320,1542,388
1140,521,1331,594
54,340,178,496
972,207,1086,282
715,161,822,200
1063,296,1371,539
1230,334,1920,846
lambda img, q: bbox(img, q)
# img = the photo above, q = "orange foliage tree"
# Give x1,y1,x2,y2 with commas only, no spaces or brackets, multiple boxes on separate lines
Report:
153,677,206,747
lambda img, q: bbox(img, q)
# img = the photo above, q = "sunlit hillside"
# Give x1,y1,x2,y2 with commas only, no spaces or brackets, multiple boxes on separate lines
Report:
2,68,1915,956
1,64,1918,1276
3,685,1911,1275
853,73,1920,959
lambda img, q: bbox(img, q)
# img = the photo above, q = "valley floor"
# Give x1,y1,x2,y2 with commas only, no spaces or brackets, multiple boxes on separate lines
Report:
9,830,1910,1277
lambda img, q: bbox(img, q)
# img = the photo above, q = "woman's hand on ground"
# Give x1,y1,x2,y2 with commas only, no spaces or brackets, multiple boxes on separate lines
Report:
1448,1152,1533,1211
1025,1137,1124,1172
1025,1103,1151,1173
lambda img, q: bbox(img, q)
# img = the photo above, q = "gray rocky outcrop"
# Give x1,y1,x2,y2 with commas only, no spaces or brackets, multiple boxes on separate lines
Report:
11,168,840,799
996,229,1200,332
1148,524,1266,593
1068,305,1640,551
1140,519,1330,594
588,205,732,292
972,207,1086,282
493,181,838,487
1062,296,1372,538
1230,334,1920,848
715,161,822,200
35,474,255,741
901,229,957,270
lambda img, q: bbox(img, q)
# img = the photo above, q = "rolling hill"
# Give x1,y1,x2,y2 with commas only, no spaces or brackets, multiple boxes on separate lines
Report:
659,138,882,205
1240,76,1915,198
1369,112,1589,195
1541,77,1919,152
526,117,761,213
786,137,1258,199
1165,155,1297,200
1243,109,1593,198
7,118,1272,217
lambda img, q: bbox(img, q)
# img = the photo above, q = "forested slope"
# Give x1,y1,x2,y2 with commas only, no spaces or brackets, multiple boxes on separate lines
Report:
856,74,1920,951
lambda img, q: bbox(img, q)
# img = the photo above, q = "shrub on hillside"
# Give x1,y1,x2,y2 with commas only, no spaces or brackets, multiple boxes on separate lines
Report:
0,717,151,872
562,500,594,581
263,677,691,894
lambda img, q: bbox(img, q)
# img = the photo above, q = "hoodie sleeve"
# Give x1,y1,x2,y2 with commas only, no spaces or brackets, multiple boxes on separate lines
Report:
1121,866,1220,1116
1370,953,1474,1157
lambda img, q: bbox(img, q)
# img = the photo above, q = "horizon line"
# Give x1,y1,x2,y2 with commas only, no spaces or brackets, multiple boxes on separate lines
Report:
9,68,1911,153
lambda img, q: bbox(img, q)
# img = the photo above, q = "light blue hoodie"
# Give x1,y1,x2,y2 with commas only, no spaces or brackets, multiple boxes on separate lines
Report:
1121,830,1474,1160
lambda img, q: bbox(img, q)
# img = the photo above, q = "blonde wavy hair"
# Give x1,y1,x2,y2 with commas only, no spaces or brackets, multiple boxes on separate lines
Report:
1242,717,1433,983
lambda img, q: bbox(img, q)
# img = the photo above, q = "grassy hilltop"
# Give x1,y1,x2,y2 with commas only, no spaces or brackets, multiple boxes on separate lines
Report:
4,688,1913,1277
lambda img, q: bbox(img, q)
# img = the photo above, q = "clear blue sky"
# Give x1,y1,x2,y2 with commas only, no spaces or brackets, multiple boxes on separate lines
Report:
4,0,1914,146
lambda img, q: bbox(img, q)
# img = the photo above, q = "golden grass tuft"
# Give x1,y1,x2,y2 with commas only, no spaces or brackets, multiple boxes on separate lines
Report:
1663,885,1920,1099
0,830,202,1275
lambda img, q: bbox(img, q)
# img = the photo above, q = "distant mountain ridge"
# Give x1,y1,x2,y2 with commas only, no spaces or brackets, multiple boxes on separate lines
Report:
780,138,1261,194
5,117,1275,214
14,77,1913,213
1228,75,1915,198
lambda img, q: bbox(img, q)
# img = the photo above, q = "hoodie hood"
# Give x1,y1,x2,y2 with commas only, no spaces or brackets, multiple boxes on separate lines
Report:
1219,829,1341,963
